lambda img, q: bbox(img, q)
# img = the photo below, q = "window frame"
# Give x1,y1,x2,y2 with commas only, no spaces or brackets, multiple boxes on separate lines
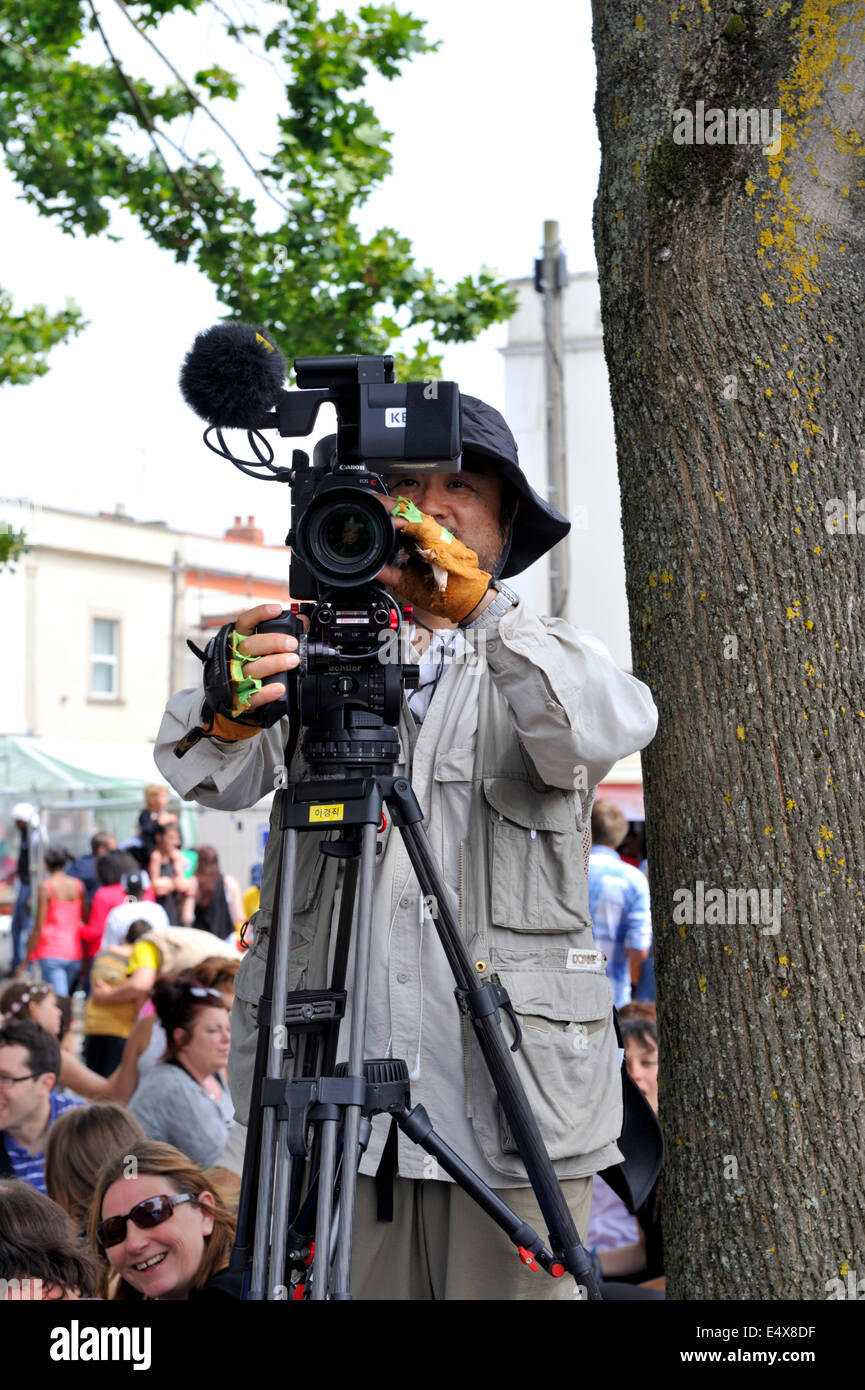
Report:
89,614,122,702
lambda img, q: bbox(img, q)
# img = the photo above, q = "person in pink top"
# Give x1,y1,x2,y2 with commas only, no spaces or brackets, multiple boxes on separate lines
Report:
18,848,86,997
81,851,156,964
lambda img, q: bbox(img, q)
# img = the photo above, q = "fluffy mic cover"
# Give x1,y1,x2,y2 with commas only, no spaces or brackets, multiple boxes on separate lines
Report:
179,322,287,429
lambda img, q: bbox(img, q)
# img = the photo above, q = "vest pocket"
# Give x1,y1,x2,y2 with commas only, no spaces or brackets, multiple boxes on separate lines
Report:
477,967,621,1166
483,777,586,933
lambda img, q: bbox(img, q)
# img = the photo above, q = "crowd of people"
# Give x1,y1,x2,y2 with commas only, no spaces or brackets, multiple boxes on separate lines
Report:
0,786,257,1300
0,779,664,1301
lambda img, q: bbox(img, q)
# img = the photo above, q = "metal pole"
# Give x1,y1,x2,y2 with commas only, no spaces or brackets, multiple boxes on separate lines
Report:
331,820,378,1298
250,826,298,1299
538,219,570,620
169,549,182,699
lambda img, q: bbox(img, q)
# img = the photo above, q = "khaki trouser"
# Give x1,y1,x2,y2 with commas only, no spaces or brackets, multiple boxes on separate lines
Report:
349,1174,593,1300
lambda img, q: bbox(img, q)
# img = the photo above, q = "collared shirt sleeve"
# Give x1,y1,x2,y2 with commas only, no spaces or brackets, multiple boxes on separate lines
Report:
153,687,287,810
623,871,652,951
482,601,658,791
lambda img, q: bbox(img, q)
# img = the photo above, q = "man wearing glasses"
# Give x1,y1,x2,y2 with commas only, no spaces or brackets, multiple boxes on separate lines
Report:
0,1020,84,1194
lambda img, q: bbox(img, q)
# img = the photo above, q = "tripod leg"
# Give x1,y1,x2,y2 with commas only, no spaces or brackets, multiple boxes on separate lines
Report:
250,826,299,1300
310,1119,338,1300
308,851,360,1300
230,818,288,1285
331,819,378,1299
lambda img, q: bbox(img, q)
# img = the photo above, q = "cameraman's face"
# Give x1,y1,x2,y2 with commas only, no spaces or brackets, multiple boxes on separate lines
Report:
388,459,509,575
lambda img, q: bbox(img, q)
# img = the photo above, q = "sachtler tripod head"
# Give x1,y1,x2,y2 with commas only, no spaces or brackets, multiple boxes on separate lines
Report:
258,585,419,776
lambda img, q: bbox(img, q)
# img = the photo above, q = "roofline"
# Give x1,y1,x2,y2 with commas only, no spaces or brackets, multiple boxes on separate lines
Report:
14,502,287,549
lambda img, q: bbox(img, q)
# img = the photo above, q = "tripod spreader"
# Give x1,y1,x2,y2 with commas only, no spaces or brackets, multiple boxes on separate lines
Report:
390,1103,566,1280
259,1053,572,1291
261,1061,412,1158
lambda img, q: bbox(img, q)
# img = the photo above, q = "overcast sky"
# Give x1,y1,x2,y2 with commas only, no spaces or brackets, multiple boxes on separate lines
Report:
1,0,600,546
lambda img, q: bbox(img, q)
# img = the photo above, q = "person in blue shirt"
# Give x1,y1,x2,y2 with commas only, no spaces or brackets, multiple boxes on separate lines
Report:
588,799,652,1008
0,1020,85,1194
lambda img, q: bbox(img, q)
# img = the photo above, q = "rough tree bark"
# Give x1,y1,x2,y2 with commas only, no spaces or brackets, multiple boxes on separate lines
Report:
591,0,865,1299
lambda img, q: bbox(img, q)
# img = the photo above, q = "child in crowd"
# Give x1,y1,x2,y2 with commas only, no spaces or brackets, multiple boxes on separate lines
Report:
82,933,139,1077
137,785,177,864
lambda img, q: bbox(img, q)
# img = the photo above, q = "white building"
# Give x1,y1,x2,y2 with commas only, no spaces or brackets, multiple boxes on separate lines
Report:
502,271,631,671
1,504,294,742
0,504,291,881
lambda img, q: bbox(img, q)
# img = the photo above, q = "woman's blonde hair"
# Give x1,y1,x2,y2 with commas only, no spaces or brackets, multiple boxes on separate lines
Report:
87,1139,236,1300
45,1103,146,1233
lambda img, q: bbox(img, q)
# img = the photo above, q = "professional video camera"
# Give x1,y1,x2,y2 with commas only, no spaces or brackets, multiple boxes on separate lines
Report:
180,322,461,593
179,322,461,762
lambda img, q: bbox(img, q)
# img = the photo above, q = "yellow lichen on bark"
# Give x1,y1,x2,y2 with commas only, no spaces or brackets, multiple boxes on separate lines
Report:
752,0,861,299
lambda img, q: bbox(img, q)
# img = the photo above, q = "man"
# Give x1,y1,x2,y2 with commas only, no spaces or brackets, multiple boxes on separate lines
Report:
3,804,39,978
0,1020,84,1193
588,799,652,1008
67,830,117,911
154,394,658,1300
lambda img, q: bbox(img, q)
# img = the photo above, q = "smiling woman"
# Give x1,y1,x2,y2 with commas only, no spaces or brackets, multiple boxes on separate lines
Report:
88,1140,238,1301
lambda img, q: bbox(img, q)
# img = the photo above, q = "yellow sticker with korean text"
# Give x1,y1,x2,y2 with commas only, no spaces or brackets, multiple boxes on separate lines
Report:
308,804,344,823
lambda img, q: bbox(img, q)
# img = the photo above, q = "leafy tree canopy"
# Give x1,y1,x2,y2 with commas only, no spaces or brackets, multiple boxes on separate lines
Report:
0,0,517,381
0,287,86,385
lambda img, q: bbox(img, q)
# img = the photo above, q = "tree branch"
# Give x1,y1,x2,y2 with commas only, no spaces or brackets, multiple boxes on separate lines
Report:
110,0,288,213
85,0,195,216
209,0,284,76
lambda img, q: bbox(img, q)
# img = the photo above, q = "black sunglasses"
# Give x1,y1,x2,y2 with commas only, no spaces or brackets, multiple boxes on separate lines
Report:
96,1193,201,1249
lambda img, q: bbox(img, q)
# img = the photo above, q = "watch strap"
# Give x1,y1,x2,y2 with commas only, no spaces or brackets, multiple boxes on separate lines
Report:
459,581,519,630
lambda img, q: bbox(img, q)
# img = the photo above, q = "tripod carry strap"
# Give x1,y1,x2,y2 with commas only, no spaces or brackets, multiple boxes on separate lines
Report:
374,1117,400,1222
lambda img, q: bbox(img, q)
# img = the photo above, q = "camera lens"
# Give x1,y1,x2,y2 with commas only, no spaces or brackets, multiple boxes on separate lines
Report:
298,487,395,586
321,506,377,562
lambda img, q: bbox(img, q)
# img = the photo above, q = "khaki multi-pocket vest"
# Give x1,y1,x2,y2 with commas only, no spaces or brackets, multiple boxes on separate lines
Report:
231,674,623,1178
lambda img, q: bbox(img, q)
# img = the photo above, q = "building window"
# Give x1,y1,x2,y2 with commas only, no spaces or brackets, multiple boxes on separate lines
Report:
91,618,119,698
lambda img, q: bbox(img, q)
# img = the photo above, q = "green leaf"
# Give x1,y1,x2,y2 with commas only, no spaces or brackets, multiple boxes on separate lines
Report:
0,286,87,385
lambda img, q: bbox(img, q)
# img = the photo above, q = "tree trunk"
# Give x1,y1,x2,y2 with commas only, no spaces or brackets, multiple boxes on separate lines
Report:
591,0,865,1299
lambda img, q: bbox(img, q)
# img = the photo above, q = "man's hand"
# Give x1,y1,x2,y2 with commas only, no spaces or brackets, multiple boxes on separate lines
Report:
372,497,408,590
373,497,490,621
231,603,302,712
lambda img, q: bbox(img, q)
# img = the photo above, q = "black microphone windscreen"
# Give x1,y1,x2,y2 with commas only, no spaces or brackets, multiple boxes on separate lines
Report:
179,322,287,429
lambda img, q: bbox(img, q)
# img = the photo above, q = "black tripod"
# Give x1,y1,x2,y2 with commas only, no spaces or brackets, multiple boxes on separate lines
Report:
229,706,601,1301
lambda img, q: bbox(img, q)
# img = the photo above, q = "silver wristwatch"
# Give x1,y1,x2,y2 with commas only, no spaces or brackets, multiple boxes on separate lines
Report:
459,581,519,631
